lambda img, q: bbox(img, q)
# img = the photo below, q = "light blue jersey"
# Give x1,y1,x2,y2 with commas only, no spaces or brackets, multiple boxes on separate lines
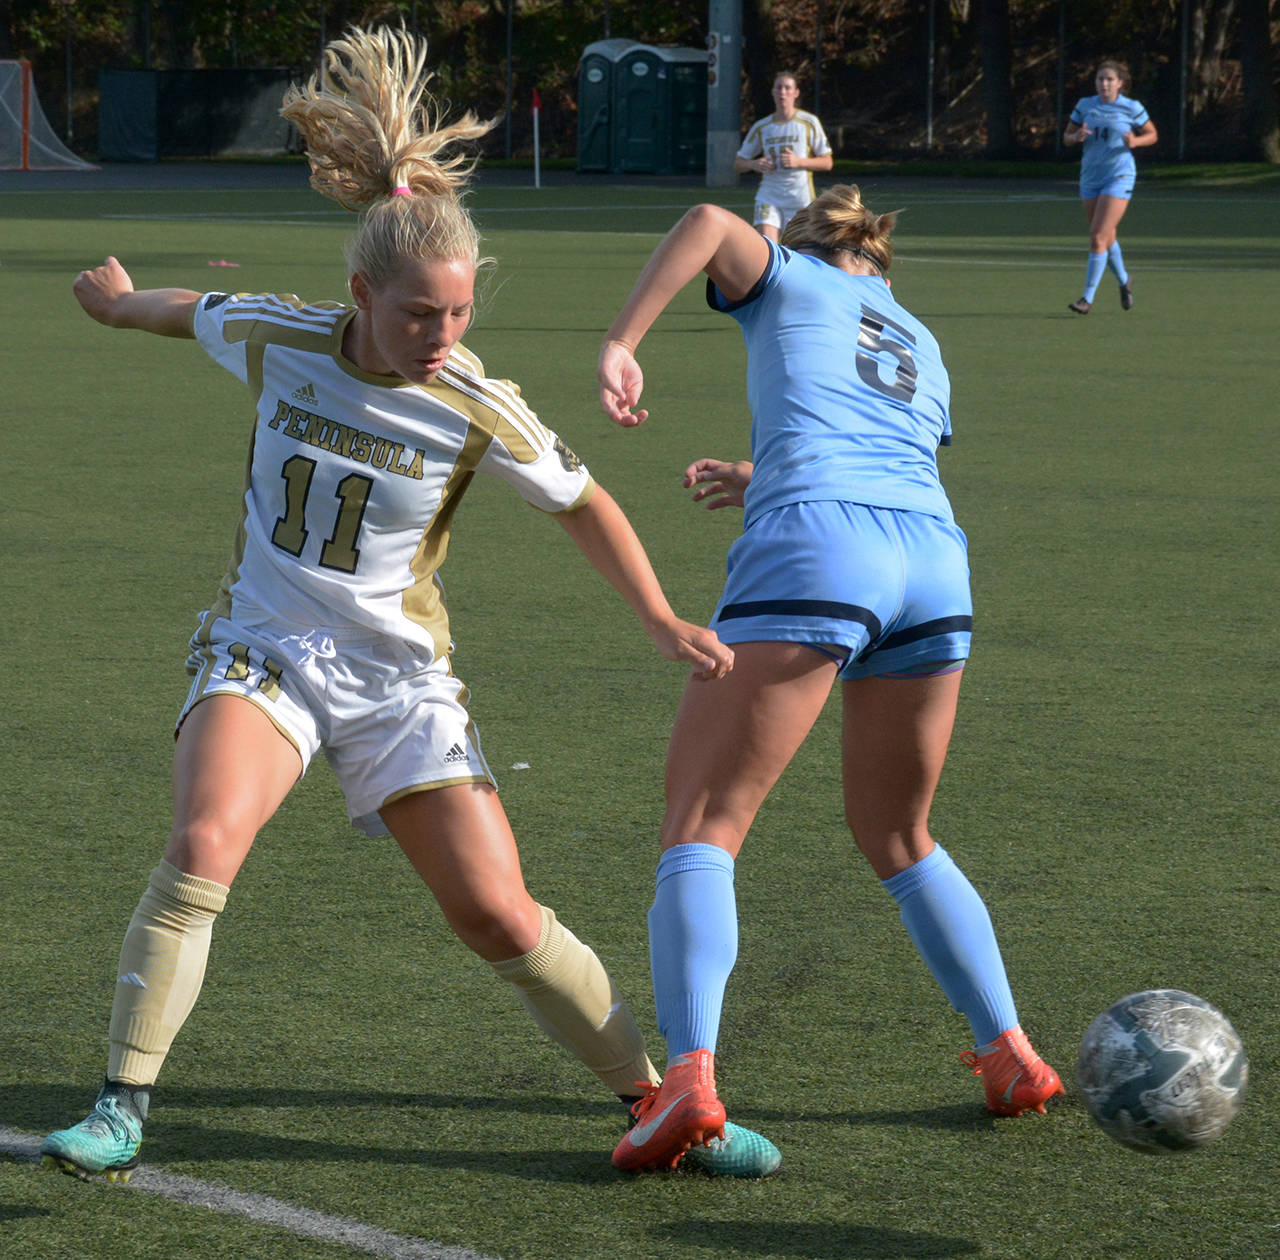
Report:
1070,93,1150,190
707,241,953,527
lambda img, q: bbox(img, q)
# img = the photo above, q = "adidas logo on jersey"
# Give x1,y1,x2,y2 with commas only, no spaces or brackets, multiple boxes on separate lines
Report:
443,742,469,765
291,382,318,404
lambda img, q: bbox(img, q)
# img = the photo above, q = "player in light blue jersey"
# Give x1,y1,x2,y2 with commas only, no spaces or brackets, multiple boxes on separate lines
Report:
1064,60,1157,314
599,185,1063,1174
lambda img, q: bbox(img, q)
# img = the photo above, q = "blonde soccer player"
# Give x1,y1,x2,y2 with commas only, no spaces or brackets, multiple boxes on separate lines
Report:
39,25,782,1184
733,72,833,240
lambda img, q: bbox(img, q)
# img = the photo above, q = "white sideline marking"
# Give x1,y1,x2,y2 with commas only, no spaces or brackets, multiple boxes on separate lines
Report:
1,1125,499,1260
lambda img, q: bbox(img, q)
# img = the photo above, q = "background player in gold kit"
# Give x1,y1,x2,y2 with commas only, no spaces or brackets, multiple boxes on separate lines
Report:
38,25,783,1184
734,72,833,240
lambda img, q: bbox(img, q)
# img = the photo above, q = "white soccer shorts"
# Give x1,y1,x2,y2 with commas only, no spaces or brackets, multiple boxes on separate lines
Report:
180,613,495,835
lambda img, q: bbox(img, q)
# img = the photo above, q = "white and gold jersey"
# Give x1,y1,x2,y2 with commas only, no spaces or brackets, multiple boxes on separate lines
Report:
192,291,595,660
737,109,831,206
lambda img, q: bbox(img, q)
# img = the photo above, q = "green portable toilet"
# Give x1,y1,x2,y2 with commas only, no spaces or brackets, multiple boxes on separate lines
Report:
613,44,708,175
577,38,637,172
665,50,709,173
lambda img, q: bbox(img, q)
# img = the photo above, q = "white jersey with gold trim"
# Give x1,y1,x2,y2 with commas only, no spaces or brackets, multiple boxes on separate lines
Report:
737,109,831,206
192,291,594,659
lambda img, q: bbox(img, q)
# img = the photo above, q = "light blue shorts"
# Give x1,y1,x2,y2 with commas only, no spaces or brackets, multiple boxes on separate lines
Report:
1080,177,1134,200
710,501,973,680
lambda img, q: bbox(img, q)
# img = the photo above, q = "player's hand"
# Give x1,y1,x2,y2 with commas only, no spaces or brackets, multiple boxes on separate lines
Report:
756,156,774,173
682,458,753,510
598,339,649,426
74,256,134,326
1121,129,1136,148
778,147,796,168
649,618,734,681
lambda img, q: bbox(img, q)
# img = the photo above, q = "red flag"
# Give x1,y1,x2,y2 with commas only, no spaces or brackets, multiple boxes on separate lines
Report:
532,88,542,111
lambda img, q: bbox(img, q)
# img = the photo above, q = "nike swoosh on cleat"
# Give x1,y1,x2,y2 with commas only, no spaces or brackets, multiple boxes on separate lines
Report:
998,1075,1022,1104
626,1093,691,1148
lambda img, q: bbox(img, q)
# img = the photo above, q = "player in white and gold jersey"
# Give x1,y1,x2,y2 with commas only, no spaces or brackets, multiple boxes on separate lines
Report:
734,72,833,239
40,26,780,1186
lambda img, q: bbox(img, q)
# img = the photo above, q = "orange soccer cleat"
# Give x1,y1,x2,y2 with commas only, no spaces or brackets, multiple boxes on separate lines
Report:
612,1049,726,1172
960,1025,1065,1117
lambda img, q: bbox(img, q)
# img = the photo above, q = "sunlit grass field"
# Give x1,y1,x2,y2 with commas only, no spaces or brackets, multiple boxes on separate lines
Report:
2,167,1277,1259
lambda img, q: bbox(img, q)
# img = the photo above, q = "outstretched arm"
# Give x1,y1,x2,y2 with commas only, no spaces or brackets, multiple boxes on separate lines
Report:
598,204,769,426
74,256,199,339
554,486,733,681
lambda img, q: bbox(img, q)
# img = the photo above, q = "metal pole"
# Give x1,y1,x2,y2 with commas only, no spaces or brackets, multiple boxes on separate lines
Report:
65,1,74,144
1178,0,1188,159
705,0,743,187
1055,0,1064,159
814,0,823,117
505,0,514,159
926,0,934,150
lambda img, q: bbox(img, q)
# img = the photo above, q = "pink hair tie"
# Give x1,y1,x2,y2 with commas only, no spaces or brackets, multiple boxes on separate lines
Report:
391,185,413,197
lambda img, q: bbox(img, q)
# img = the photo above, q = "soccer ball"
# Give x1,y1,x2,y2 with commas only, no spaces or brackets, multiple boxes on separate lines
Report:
1076,989,1248,1154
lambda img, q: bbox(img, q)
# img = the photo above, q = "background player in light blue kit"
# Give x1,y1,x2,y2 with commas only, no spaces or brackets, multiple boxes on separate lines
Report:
1064,59,1158,314
599,185,1064,1174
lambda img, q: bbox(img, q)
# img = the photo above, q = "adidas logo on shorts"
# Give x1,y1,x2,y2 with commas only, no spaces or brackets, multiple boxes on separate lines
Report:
291,382,318,404
443,742,469,765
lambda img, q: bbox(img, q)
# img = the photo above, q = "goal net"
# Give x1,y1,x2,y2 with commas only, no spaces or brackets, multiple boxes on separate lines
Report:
0,59,96,170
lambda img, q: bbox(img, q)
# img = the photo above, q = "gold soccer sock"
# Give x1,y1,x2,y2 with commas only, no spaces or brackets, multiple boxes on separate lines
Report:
107,859,229,1086
491,905,659,1098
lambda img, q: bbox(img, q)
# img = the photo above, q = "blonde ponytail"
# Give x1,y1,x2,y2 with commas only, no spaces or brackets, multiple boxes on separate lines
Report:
281,25,496,285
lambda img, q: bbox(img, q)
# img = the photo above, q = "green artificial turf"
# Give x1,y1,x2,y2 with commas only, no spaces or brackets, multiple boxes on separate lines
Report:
1,172,1276,1259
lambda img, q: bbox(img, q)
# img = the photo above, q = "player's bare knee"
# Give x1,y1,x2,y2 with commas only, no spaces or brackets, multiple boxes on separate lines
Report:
449,897,541,961
848,823,934,878
164,817,253,880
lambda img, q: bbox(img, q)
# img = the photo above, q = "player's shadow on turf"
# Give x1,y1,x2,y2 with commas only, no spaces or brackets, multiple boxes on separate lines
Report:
658,1219,979,1258
804,1102,995,1131
7,1083,650,1184
3,1083,613,1126
137,1123,636,1185
0,1206,53,1223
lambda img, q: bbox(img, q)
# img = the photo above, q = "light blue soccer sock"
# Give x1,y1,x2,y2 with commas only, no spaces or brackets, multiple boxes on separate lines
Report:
881,844,1018,1047
1106,242,1128,284
647,842,738,1062
1082,251,1107,302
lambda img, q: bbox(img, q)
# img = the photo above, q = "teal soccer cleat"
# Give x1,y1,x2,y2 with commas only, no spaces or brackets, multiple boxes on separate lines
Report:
682,1119,782,1178
41,1087,145,1183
